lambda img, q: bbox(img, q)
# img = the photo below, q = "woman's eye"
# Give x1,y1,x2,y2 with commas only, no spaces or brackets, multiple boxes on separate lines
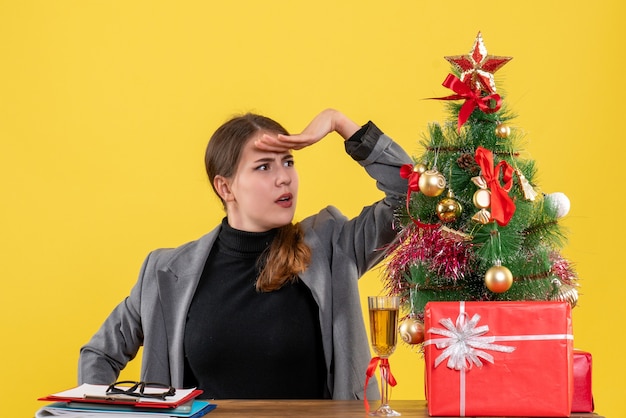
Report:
256,164,269,171
284,160,294,167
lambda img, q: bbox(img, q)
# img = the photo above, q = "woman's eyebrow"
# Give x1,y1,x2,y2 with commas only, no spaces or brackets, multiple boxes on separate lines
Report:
252,153,293,164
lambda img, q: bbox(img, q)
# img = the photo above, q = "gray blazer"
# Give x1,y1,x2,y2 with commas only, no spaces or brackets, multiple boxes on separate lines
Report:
78,123,411,400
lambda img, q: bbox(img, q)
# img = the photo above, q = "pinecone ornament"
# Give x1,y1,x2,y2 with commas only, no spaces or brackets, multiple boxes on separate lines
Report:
457,153,480,174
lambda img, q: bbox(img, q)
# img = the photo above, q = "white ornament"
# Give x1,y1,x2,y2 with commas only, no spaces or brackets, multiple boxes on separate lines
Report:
545,192,571,218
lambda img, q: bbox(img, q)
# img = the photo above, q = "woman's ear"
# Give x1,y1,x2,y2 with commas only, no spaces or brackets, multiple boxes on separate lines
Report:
213,175,234,202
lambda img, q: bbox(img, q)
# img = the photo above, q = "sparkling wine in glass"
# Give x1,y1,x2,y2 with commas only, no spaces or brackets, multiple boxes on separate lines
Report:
368,296,400,417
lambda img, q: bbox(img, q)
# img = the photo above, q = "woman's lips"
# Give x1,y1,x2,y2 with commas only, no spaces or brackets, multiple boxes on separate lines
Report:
276,193,293,208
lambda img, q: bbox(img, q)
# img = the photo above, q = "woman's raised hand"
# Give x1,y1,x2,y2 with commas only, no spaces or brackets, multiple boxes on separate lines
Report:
255,109,360,152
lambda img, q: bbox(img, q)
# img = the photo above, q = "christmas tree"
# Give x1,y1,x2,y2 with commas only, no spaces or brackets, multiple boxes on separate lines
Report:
384,32,579,345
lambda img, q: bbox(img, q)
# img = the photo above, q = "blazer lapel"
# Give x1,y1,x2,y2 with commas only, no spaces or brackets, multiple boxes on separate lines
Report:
155,227,220,386
300,232,334,382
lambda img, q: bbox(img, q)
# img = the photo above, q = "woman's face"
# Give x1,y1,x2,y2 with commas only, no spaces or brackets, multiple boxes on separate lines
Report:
216,132,299,232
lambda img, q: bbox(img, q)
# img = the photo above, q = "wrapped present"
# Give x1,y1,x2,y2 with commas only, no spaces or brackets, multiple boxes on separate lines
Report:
572,350,594,412
424,301,573,417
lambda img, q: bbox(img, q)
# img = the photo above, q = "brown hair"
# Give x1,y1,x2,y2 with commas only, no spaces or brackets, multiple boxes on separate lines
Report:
205,113,311,292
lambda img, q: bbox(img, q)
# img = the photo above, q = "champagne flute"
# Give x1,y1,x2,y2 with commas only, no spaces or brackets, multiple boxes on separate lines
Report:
368,296,401,416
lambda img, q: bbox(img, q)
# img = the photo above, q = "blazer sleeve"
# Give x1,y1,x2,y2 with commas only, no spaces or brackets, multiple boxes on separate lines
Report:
336,121,411,275
77,253,152,384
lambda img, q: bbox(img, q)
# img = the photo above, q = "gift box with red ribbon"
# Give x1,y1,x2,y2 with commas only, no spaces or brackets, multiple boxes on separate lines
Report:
572,349,594,412
424,301,573,417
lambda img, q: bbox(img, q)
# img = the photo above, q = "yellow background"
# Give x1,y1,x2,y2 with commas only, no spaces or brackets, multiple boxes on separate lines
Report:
1,1,623,416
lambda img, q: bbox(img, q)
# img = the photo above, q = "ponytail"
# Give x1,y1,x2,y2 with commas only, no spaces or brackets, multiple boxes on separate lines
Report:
256,222,311,292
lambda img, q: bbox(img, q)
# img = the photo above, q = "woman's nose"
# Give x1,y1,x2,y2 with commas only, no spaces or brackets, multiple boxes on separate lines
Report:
276,166,293,186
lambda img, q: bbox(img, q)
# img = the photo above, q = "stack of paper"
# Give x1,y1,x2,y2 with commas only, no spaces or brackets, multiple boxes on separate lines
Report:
36,384,215,418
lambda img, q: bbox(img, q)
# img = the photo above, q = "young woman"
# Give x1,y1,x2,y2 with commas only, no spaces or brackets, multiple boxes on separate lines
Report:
78,109,411,400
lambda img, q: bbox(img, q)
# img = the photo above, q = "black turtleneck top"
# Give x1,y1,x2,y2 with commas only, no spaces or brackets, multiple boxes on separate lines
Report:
183,219,328,399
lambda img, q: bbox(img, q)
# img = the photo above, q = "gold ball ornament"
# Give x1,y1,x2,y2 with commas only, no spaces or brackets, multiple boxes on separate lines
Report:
436,195,463,223
418,169,446,197
550,279,578,308
399,315,425,345
495,123,511,138
414,163,428,174
484,265,513,293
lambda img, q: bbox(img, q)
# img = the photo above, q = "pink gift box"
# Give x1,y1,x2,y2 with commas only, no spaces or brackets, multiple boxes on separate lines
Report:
424,301,573,417
572,350,594,412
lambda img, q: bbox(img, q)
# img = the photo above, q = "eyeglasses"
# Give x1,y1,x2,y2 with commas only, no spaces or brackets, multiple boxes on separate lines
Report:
106,381,176,400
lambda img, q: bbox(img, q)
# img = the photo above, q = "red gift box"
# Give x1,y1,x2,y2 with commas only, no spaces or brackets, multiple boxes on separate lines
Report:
572,350,594,412
424,301,573,417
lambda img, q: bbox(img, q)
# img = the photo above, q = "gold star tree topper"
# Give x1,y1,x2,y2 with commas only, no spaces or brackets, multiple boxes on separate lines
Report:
445,32,512,94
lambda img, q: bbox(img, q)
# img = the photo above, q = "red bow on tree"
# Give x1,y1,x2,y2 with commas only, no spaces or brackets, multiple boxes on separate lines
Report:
400,164,420,195
400,164,438,229
474,146,515,226
432,74,502,131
